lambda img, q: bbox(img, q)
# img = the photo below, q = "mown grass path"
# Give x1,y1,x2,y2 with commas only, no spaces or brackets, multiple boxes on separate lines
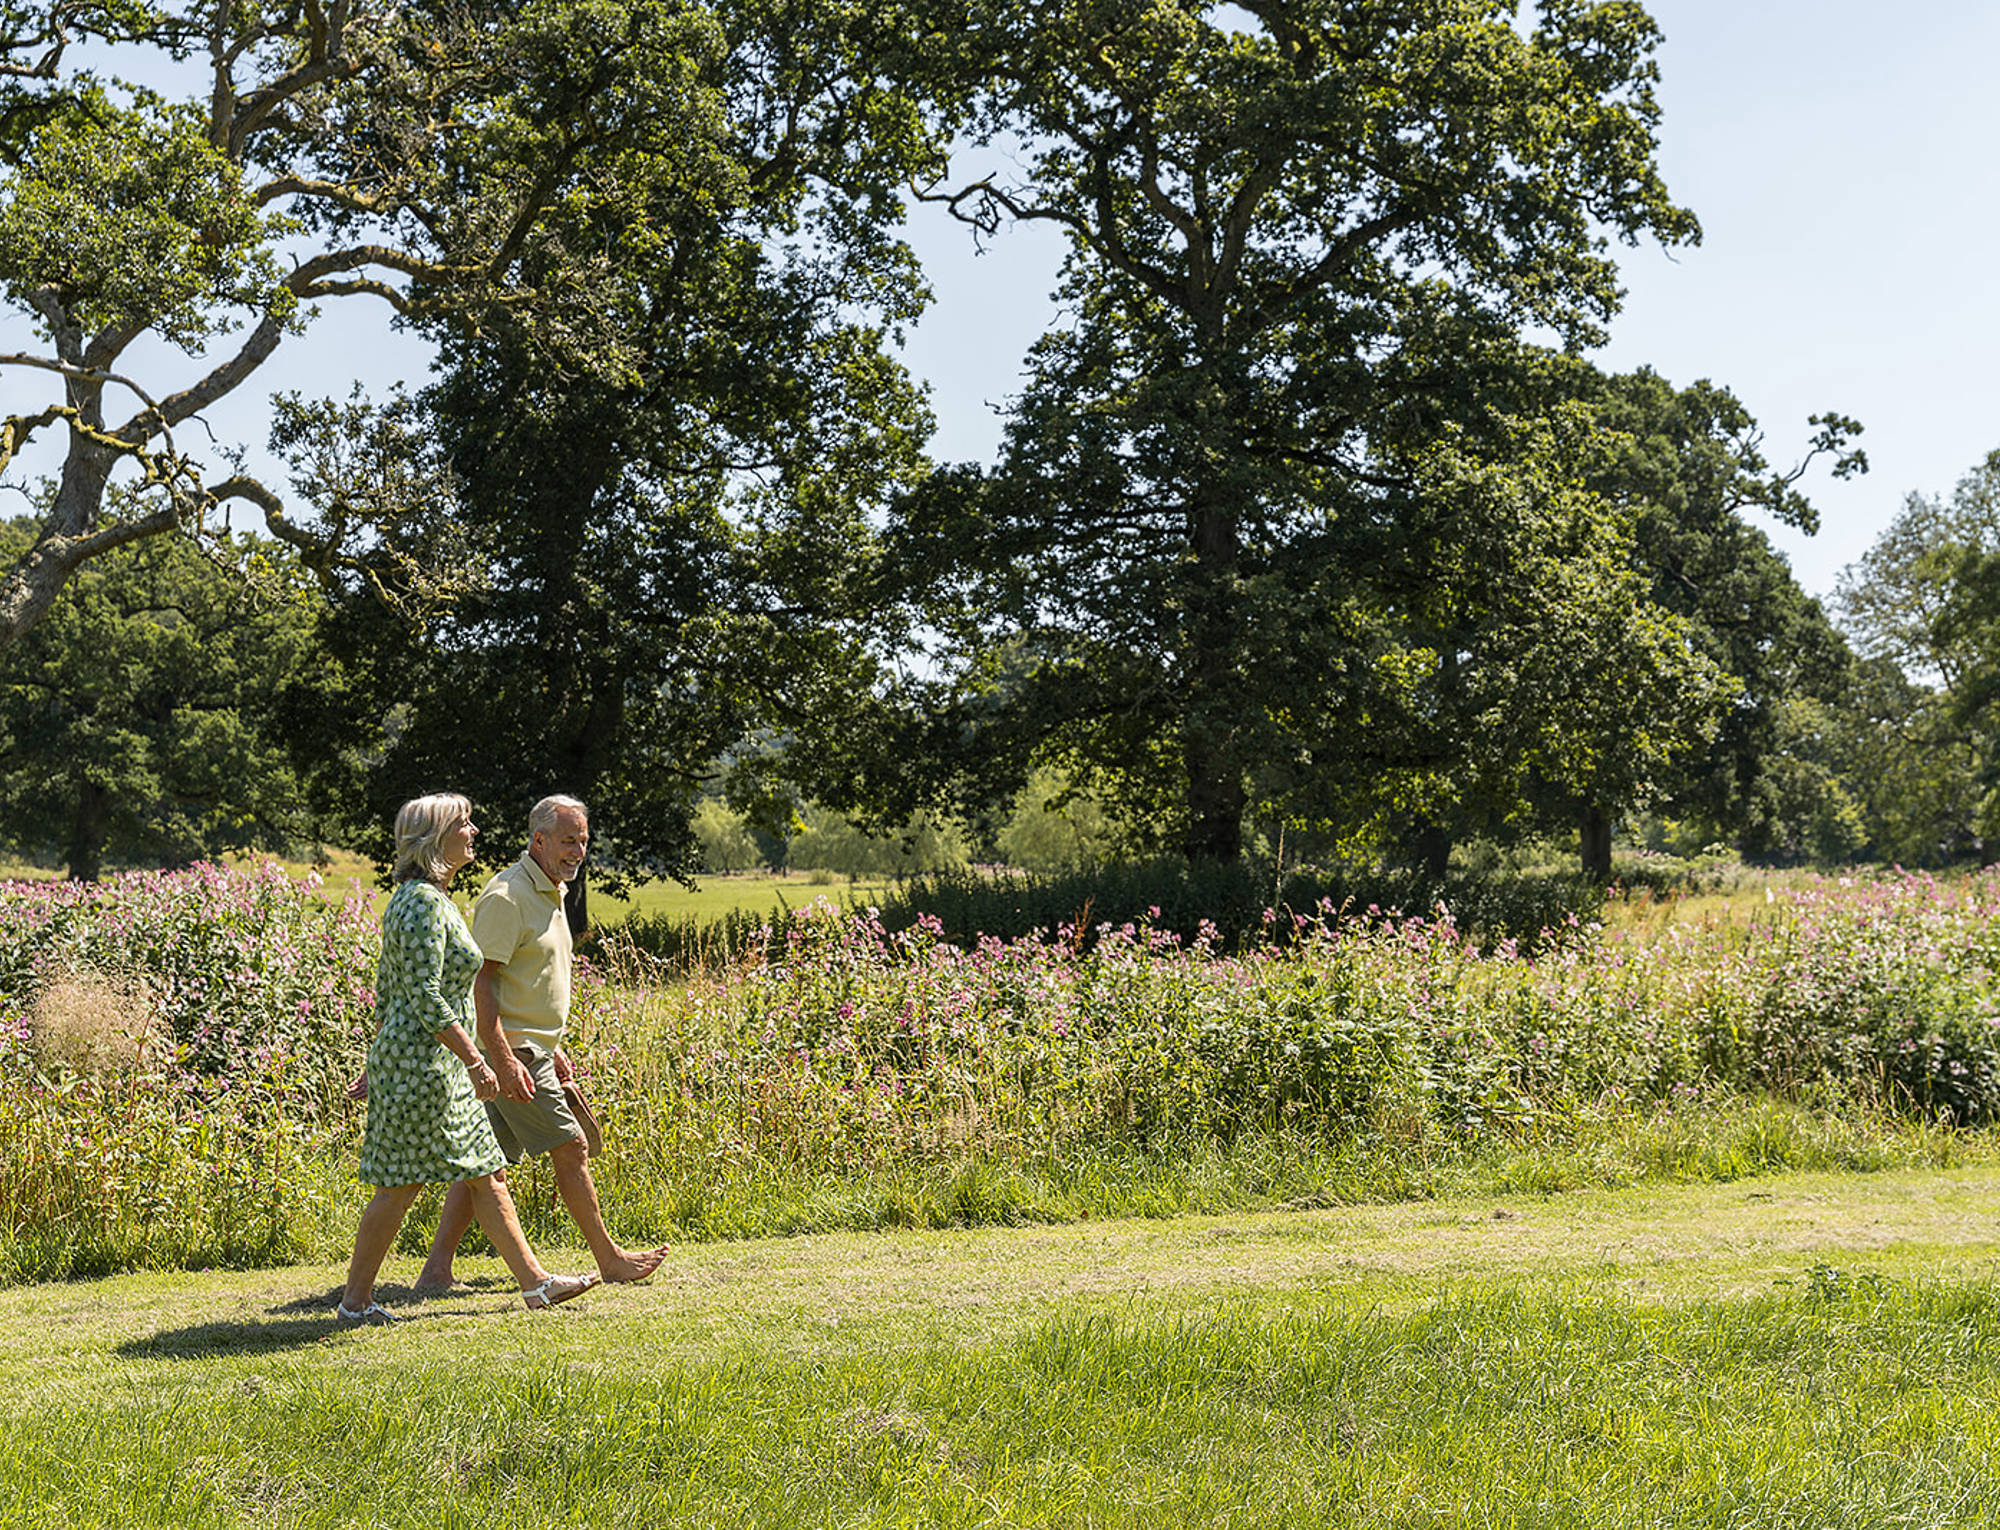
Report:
10,1167,2000,1527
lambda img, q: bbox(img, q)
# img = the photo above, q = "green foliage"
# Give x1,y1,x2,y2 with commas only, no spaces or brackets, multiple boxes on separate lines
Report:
0,88,292,348
844,859,1605,957
859,0,1713,864
0,3,202,164
787,804,969,879
1839,449,2000,863
691,798,764,873
1573,367,1866,865
4,0,866,647
281,0,946,889
995,765,1133,872
0,514,323,878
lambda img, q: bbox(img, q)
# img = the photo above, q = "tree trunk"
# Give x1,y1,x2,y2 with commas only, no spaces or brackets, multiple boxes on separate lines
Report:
65,779,111,882
1408,820,1452,880
1580,804,1612,883
1183,730,1246,862
2,377,126,647
1180,493,1244,863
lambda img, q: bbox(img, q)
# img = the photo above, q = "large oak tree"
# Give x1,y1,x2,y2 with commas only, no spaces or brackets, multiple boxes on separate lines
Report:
277,0,947,895
875,0,1713,864
0,0,743,646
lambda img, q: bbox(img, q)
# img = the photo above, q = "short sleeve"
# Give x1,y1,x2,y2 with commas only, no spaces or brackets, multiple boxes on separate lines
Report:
471,879,524,966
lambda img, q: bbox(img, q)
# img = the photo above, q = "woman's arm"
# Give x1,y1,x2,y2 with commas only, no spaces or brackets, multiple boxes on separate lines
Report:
435,1021,499,1100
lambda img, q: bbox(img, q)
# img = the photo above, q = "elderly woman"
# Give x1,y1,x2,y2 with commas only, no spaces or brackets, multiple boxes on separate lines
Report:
337,793,597,1323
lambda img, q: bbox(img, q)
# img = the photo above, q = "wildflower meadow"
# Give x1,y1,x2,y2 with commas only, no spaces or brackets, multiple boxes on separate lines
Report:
3,862,1998,1284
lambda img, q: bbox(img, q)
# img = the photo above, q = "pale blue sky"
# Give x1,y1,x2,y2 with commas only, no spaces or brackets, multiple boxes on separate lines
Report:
8,1,1994,602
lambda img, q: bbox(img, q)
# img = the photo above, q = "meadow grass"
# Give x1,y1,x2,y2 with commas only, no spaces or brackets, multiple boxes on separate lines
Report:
12,864,2000,1524
13,864,2000,1283
590,869,902,924
6,1166,2000,1528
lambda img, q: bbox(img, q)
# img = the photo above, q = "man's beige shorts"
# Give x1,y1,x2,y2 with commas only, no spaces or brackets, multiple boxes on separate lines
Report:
485,1042,584,1163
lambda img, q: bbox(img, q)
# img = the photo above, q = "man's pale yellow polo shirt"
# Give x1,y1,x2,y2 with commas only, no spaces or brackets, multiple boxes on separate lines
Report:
469,853,572,1050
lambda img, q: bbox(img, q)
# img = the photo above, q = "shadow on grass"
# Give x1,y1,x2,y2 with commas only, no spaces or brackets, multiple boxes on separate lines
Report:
113,1278,516,1360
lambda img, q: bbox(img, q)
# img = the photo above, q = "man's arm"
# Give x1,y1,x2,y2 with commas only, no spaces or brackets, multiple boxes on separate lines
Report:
476,960,536,1102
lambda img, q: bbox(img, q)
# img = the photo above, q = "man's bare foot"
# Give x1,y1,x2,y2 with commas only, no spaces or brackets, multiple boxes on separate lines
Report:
598,1245,669,1284
413,1269,459,1294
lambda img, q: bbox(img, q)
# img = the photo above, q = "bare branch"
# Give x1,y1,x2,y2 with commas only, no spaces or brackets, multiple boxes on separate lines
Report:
253,174,403,214
0,404,65,475
114,312,286,440
0,352,178,443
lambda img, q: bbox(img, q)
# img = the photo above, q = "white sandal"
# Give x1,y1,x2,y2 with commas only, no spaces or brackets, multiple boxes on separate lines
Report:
334,1300,397,1326
523,1272,599,1310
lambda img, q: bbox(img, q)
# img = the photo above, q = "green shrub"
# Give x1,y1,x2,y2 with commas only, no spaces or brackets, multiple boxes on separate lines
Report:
860,859,1605,956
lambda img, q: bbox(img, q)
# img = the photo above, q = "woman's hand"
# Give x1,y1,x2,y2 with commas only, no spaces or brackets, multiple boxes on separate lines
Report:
467,1057,499,1101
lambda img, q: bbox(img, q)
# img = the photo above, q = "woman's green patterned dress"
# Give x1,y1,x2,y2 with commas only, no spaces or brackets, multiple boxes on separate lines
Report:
357,879,507,1187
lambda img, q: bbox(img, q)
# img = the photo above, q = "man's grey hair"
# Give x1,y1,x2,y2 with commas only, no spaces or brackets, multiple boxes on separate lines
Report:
529,794,589,839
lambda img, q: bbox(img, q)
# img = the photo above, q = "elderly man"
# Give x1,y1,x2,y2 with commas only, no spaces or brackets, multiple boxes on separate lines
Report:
418,794,667,1288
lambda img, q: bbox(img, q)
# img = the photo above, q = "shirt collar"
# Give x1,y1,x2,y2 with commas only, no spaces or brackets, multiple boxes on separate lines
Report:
519,852,565,901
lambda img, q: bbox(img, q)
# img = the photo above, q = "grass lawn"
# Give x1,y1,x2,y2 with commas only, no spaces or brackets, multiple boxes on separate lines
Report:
588,868,902,926
10,1165,2000,1527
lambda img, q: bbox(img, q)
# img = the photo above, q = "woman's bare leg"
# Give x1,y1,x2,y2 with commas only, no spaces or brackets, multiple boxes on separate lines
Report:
417,1178,480,1287
343,1185,424,1310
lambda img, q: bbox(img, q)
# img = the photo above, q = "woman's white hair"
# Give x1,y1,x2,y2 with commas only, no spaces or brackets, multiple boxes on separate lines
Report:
528,794,588,839
393,793,473,884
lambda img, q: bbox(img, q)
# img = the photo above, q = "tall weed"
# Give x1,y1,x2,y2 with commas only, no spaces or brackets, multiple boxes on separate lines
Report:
0,863,375,1279
6,864,2000,1280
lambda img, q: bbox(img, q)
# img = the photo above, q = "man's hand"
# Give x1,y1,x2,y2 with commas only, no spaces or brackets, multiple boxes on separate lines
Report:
496,1050,537,1103
552,1049,573,1086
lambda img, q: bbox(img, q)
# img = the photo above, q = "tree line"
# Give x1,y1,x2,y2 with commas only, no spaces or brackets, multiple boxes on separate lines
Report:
0,0,1990,886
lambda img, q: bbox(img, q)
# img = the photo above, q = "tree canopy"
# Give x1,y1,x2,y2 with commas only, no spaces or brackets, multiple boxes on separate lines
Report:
0,0,759,645
1,0,1908,884
863,0,1712,865
1562,366,1864,867
1845,450,2000,862
276,0,946,890
0,510,315,877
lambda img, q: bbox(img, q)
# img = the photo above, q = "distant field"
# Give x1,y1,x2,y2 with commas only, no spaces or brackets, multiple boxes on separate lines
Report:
588,869,900,926
1,850,899,932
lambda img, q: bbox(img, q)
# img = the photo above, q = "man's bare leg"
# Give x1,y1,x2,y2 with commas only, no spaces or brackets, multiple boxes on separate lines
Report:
549,1136,667,1282
416,1177,483,1289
